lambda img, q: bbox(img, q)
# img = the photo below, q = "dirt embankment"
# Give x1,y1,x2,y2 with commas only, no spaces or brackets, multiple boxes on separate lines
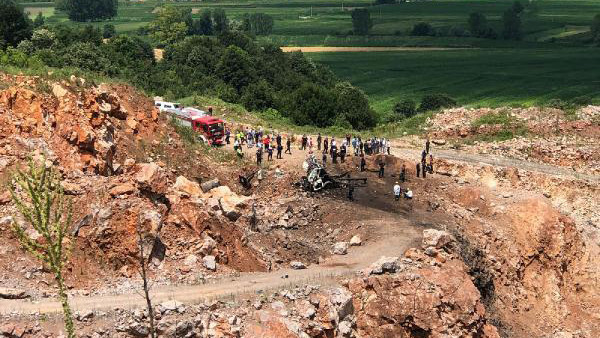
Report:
425,106,600,175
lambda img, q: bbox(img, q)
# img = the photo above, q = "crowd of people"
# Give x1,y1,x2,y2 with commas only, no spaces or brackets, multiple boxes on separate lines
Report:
226,128,394,167
225,126,436,203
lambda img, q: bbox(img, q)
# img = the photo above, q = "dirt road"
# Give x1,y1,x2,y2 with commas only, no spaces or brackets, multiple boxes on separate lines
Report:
0,215,419,314
391,148,599,183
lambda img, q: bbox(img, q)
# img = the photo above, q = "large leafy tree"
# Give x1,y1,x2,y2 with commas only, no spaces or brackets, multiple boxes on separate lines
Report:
502,8,522,40
287,83,338,127
242,13,274,36
468,12,488,37
334,82,377,130
213,8,228,34
216,45,254,92
351,8,372,35
66,0,118,22
149,6,189,46
0,0,32,47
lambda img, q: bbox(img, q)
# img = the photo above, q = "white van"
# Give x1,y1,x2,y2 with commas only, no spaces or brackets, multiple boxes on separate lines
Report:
155,101,182,112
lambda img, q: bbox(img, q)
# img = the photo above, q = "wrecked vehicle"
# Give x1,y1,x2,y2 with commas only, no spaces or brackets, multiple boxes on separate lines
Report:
299,156,367,192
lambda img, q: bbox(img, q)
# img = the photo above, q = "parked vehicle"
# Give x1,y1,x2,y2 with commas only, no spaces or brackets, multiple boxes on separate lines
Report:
155,101,182,112
169,112,225,146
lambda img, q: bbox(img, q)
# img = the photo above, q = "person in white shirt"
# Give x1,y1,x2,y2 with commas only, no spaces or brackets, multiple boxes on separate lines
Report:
404,189,413,199
393,182,401,201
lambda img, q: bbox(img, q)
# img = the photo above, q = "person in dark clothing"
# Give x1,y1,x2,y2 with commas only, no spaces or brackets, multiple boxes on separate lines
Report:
359,138,364,155
416,162,420,178
400,163,406,183
360,155,366,172
421,149,427,162
347,185,354,201
276,134,282,147
256,148,262,166
322,150,327,165
285,138,292,154
267,146,273,161
317,133,322,151
301,134,307,150
340,144,346,163
421,158,427,178
346,134,351,146
332,149,338,164
428,154,434,173
277,144,283,159
323,137,329,153
378,160,385,178
425,138,430,154
225,128,231,144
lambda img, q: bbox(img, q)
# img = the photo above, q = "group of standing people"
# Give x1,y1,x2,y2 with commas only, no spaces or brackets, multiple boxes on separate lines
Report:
228,127,293,164
303,133,392,167
416,138,435,179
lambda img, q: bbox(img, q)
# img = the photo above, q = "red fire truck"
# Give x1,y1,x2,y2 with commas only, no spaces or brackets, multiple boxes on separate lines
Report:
169,111,225,146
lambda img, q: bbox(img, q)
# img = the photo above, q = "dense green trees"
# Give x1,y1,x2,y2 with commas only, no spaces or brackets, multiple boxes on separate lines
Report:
66,0,118,22
242,13,274,36
33,12,45,28
216,45,254,92
411,22,434,36
468,12,487,37
213,9,228,34
393,100,417,119
149,6,189,45
9,23,376,130
103,24,116,38
351,8,372,35
502,8,522,40
0,0,32,48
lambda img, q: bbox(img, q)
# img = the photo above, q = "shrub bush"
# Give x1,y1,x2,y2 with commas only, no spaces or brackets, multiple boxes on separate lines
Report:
393,99,417,119
419,93,457,111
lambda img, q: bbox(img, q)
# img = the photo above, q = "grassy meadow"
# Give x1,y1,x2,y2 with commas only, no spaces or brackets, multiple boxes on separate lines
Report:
309,48,600,115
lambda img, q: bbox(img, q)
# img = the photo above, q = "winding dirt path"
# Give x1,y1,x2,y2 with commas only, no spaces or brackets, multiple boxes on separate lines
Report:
391,148,599,183
0,215,419,314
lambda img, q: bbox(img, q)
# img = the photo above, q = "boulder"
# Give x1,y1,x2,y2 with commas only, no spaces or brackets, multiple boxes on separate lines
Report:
127,322,149,337
422,229,454,249
349,235,362,246
201,179,220,193
159,300,184,314
432,139,447,146
200,235,217,255
367,256,400,275
203,255,216,271
135,162,167,194
332,242,349,255
52,83,68,98
290,261,306,270
172,176,202,197
109,183,136,197
184,254,198,266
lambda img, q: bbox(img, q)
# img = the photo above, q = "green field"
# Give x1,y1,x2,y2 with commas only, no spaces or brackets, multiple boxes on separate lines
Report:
308,48,600,115
31,0,600,42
